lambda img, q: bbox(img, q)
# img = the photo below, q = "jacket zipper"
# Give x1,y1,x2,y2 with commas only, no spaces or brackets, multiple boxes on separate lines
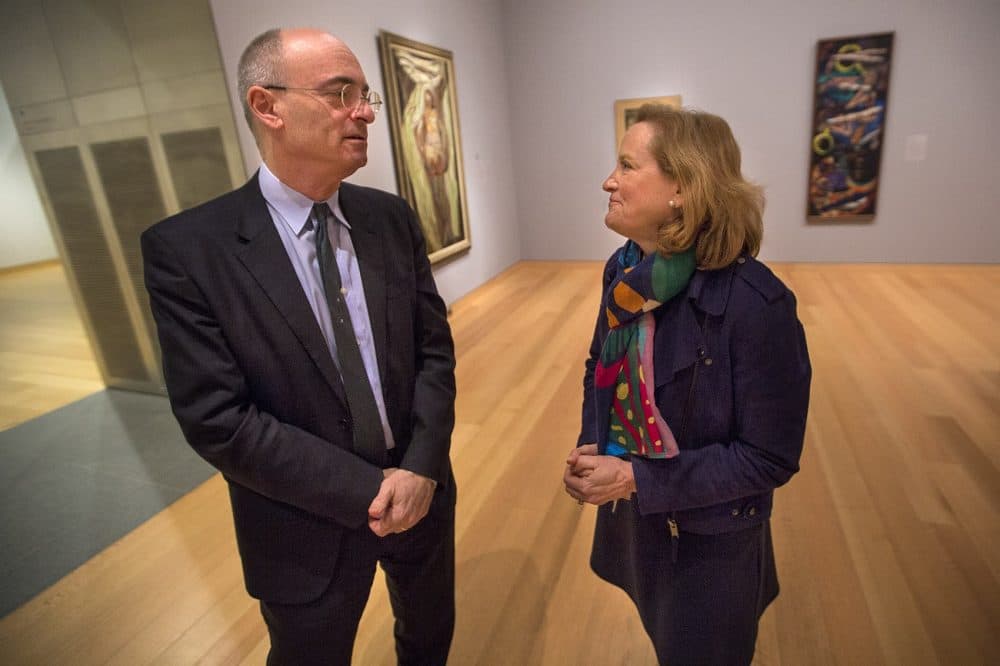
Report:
668,344,704,563
677,347,703,446
668,516,680,562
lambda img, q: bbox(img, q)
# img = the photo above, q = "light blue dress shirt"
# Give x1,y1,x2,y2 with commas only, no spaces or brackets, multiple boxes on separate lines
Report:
259,163,395,450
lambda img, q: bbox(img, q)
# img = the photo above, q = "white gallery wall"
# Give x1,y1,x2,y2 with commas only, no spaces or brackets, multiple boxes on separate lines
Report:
0,82,56,269
208,0,522,305
2,1,997,277
503,0,1000,263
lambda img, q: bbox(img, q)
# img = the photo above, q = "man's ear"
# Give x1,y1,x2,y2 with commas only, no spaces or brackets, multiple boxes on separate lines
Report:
247,86,283,131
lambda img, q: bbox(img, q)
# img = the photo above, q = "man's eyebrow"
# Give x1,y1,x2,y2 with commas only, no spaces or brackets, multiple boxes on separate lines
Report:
316,75,367,91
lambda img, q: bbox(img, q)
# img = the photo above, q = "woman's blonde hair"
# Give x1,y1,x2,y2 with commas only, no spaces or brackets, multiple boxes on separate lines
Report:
634,104,764,269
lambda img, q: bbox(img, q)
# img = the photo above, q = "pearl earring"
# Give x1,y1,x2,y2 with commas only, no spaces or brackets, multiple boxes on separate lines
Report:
669,200,677,209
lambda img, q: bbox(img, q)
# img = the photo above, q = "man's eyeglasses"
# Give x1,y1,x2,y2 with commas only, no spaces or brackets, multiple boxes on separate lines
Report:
263,83,383,114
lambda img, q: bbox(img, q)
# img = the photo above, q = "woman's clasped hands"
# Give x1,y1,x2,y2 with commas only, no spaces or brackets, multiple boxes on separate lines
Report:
563,443,637,506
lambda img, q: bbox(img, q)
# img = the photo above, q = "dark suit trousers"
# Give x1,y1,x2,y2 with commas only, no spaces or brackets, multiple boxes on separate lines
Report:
260,480,456,666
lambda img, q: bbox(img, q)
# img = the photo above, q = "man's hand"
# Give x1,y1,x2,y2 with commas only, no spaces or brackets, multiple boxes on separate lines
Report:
368,468,436,537
564,444,636,506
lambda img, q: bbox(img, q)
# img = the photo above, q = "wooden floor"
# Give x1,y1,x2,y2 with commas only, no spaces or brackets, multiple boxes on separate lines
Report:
0,260,998,664
0,262,103,430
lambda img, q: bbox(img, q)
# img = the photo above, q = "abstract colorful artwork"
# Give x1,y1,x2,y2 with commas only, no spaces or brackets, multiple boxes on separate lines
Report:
807,32,894,222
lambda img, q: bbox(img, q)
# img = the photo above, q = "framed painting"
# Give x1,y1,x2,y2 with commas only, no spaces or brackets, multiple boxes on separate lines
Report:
807,32,894,222
614,95,681,151
377,30,471,263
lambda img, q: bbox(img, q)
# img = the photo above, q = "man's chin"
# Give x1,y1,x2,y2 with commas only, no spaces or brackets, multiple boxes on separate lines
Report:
341,152,368,174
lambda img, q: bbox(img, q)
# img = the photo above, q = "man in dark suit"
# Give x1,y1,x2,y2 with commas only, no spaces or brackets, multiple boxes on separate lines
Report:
141,27,456,665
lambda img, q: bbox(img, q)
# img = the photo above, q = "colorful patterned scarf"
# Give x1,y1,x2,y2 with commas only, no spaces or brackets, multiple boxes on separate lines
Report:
595,241,696,458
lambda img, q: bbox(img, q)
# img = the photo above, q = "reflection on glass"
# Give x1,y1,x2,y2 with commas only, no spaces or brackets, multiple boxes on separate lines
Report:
161,127,231,209
34,146,150,382
91,137,167,365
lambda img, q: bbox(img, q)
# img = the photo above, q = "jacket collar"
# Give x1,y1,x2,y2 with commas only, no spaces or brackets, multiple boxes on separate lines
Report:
686,262,736,317
233,171,348,406
235,172,271,242
235,176,391,395
652,260,737,386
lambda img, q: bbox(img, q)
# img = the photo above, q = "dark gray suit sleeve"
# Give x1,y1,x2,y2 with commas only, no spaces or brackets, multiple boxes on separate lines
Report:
397,203,456,486
141,226,384,529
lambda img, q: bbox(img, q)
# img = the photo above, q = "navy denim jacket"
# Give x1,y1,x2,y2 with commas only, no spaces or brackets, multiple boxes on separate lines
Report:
579,250,811,534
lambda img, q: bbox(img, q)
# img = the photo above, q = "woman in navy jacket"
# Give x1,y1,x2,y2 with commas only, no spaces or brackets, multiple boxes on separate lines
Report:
564,105,811,665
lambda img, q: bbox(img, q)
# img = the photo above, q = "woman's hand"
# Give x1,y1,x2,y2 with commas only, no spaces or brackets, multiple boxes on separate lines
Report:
564,444,637,506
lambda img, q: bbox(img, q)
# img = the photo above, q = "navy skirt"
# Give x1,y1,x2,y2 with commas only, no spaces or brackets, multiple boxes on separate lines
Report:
590,499,778,665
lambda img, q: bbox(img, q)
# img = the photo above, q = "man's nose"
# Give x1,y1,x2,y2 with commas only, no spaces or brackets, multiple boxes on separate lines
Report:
353,103,376,123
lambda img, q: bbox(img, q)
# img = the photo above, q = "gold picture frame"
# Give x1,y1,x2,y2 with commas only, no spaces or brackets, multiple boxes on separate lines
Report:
377,31,471,264
613,95,682,151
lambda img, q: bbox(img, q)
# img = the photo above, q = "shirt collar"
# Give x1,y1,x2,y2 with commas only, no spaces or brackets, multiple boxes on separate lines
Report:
258,162,350,234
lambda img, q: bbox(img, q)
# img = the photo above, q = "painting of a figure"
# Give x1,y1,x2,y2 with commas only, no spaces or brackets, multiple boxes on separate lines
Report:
807,32,894,222
378,31,470,263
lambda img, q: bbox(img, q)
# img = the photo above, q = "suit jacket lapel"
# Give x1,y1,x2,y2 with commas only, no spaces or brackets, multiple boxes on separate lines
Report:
233,175,348,406
340,184,389,385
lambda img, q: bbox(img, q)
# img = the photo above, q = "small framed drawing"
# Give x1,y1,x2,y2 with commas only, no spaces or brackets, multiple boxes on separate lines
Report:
377,30,471,264
614,95,682,150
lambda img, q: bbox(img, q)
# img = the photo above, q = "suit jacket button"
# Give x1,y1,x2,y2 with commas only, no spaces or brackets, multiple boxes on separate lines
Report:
731,508,741,517
748,506,757,516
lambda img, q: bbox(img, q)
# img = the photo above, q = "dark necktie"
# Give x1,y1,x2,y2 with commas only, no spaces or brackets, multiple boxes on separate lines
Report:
312,203,387,466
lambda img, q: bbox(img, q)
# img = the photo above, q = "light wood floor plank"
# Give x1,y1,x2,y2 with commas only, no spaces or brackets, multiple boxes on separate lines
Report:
0,262,102,430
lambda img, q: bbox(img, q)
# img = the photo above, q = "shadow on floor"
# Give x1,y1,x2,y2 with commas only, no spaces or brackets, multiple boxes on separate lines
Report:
0,389,214,617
